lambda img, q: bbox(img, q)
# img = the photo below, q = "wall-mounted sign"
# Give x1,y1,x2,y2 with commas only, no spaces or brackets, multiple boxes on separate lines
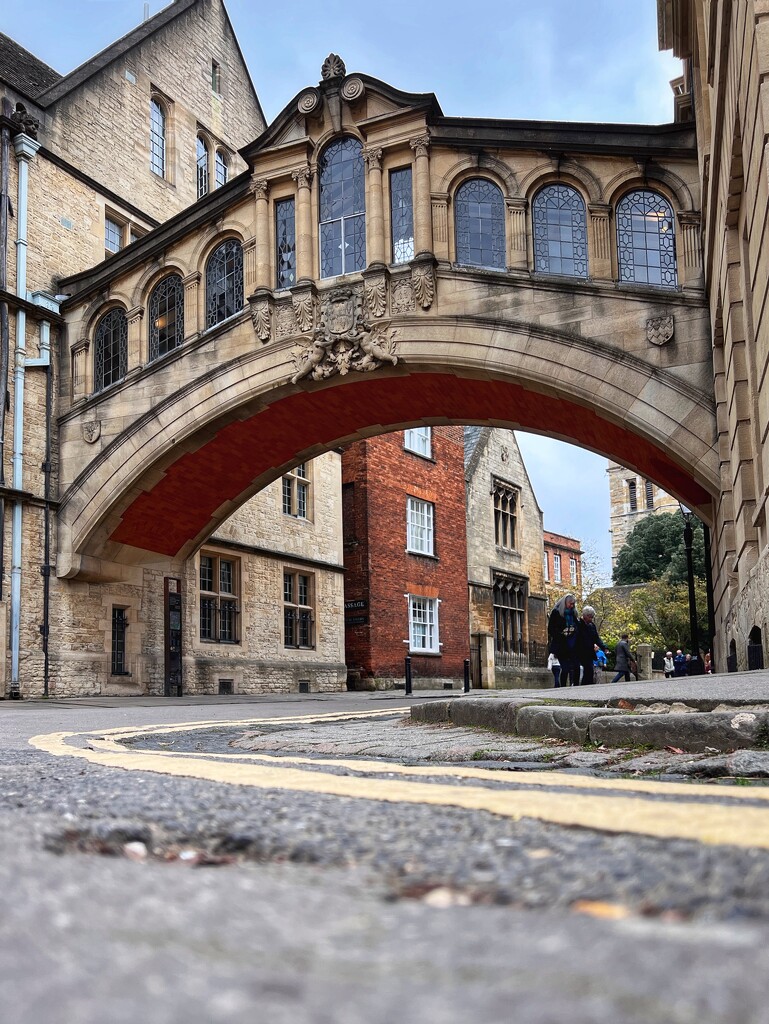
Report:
345,599,367,610
345,615,368,626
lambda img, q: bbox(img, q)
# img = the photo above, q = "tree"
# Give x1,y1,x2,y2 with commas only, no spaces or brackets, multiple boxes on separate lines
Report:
612,512,705,585
627,577,710,653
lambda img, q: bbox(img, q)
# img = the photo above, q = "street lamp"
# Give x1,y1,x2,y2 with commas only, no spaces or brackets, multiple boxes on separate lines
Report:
679,502,701,671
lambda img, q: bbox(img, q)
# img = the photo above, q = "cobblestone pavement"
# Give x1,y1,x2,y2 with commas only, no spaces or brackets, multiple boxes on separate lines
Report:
4,694,769,1023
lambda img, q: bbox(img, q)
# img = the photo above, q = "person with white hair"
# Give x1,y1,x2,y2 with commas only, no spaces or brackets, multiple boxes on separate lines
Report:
576,605,606,686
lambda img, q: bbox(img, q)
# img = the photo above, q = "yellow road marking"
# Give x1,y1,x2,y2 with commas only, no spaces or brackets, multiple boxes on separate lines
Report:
28,710,769,852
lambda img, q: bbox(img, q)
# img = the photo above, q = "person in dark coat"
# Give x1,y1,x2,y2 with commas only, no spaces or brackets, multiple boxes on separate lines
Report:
575,605,605,686
611,633,632,683
548,594,579,687
673,649,687,677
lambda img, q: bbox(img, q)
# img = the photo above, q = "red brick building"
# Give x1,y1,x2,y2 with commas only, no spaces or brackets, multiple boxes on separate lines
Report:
543,531,583,598
342,426,469,688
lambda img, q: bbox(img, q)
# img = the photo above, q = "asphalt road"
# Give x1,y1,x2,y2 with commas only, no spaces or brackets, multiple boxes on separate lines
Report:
3,691,769,1024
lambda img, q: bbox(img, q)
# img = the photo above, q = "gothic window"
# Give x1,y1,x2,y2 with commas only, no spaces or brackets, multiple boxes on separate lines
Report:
196,135,209,199
408,595,439,653
532,183,588,277
93,308,128,392
206,239,243,327
284,571,314,648
150,98,166,178
628,479,638,511
319,137,366,278
149,274,184,361
215,149,229,188
404,427,431,458
493,479,518,550
407,497,435,555
390,167,414,263
645,479,655,509
454,178,506,269
616,189,678,288
199,552,239,643
493,575,525,655
276,198,296,289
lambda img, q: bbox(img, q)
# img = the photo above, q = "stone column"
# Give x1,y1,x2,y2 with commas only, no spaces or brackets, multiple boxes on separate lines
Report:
409,134,433,256
182,271,200,339
363,147,385,266
588,203,612,280
678,211,704,290
292,166,313,282
431,193,449,261
506,198,528,272
252,178,271,290
126,306,144,373
70,339,89,402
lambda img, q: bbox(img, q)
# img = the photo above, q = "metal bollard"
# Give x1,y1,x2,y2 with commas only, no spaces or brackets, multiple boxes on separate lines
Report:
404,656,412,695
463,659,471,693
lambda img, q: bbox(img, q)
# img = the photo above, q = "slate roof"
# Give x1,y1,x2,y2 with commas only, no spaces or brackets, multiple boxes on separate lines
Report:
0,32,62,99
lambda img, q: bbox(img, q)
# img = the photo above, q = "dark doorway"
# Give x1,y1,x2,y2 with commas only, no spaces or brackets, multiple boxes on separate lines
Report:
164,577,183,696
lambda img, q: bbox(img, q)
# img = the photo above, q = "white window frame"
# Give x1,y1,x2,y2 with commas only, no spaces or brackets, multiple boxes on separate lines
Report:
543,552,549,582
282,463,311,519
553,553,562,582
408,595,439,653
404,427,431,459
406,496,434,555
570,556,578,585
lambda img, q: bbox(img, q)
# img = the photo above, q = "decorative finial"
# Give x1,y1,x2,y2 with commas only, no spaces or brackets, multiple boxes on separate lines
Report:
321,54,346,80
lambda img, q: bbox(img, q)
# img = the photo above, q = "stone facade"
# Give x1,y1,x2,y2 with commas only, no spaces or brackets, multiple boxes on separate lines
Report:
606,461,680,567
342,427,469,689
465,427,549,688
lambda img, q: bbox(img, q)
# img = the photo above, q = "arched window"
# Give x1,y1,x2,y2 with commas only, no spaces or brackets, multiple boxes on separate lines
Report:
206,239,243,327
616,189,677,288
150,98,166,177
319,137,366,278
532,183,588,277
94,308,128,392
454,178,506,270
215,149,229,188
196,135,209,199
149,274,184,360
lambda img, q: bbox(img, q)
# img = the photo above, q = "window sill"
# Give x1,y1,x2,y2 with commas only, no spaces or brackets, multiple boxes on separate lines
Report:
406,549,438,560
110,671,132,677
403,449,435,463
408,650,441,657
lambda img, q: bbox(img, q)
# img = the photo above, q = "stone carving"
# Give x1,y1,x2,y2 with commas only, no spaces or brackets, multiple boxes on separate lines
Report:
250,298,271,342
646,314,675,346
391,278,415,313
297,88,321,115
292,166,312,190
341,76,365,102
411,262,436,310
276,302,298,339
321,54,346,79
82,420,101,444
293,292,316,333
364,277,387,318
291,287,398,384
11,102,39,139
250,178,270,200
409,134,431,158
362,147,383,172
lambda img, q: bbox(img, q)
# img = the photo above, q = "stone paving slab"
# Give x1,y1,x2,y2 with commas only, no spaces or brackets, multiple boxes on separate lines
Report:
516,706,626,744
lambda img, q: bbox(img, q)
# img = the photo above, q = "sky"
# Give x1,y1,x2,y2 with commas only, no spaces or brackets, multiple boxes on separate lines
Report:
4,0,682,581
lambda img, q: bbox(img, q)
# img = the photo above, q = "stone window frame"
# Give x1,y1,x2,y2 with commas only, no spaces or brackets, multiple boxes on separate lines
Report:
282,462,312,520
389,165,415,264
283,569,315,649
275,196,297,290
204,237,244,328
110,606,130,675
215,149,229,189
318,135,367,279
199,550,240,644
149,95,167,178
531,182,589,278
615,187,679,289
453,176,507,271
492,573,526,656
627,478,638,512
196,131,211,199
93,305,128,392
104,208,147,259
492,477,519,551
148,272,185,361
407,594,440,654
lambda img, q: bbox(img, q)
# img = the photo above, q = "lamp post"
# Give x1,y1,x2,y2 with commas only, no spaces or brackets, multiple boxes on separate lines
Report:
679,502,701,668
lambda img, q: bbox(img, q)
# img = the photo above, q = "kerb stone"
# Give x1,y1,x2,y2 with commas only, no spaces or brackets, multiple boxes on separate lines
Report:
410,700,453,724
517,706,625,743
449,697,540,733
589,711,769,752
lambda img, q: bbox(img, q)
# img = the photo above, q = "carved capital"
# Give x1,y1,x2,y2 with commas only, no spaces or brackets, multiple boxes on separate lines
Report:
182,272,201,289
409,134,431,158
363,147,383,172
250,178,270,201
127,306,144,326
72,337,90,356
292,166,313,190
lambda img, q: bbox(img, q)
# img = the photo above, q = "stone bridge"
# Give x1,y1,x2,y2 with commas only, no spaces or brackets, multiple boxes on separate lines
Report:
57,61,714,582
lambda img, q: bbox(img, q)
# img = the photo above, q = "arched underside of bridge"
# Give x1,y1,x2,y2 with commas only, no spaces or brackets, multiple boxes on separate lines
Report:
57,316,718,581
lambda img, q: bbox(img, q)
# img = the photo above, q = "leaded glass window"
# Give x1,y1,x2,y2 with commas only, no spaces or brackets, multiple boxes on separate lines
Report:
616,189,677,288
319,137,366,278
206,239,243,327
94,308,128,391
493,575,525,656
276,198,296,289
105,217,122,255
284,570,314,648
532,184,588,277
215,149,228,188
390,167,414,263
199,552,239,643
454,178,506,269
150,99,166,177
196,135,209,199
149,274,184,361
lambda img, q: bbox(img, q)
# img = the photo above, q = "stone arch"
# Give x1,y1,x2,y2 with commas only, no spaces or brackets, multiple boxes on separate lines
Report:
56,315,718,580
309,126,366,172
606,165,694,213
439,155,519,199
522,160,602,205
190,226,246,279
131,261,187,310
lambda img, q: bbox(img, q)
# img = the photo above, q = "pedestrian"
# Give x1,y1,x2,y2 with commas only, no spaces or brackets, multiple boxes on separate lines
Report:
548,594,579,687
673,649,687,676
610,633,632,684
663,651,674,678
575,605,605,686
593,643,607,684
547,651,562,688
704,651,712,674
